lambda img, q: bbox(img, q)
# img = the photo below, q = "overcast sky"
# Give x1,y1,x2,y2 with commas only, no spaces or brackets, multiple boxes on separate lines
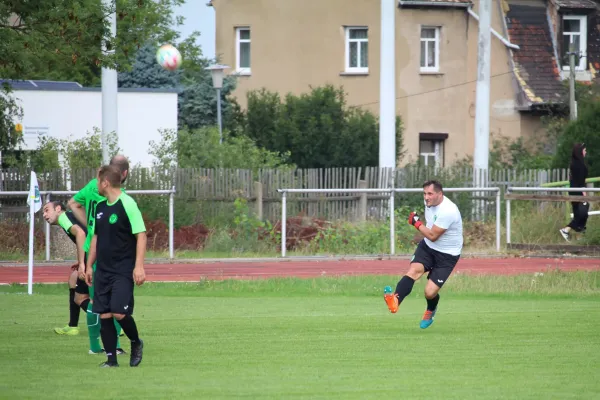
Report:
173,1,216,59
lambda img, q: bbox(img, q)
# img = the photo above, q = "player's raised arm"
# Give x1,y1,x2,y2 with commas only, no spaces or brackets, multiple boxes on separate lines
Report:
85,234,97,286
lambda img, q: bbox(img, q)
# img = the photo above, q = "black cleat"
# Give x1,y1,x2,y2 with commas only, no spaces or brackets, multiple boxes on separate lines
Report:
99,361,119,368
130,339,144,367
116,348,127,355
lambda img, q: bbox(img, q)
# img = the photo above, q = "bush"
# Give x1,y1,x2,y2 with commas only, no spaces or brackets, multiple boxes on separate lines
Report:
241,85,405,168
553,100,600,176
149,126,293,170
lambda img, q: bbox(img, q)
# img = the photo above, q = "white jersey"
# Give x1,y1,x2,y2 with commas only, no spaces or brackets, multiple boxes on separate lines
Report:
423,195,463,256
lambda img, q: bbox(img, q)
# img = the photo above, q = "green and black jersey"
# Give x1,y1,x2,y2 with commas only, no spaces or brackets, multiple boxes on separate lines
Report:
72,178,123,252
93,193,146,276
57,211,87,244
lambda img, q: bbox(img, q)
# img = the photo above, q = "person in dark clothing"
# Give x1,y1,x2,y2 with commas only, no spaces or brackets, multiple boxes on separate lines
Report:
559,143,589,242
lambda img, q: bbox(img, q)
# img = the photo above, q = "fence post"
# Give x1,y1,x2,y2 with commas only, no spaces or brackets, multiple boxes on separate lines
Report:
358,180,367,221
169,187,175,260
254,181,263,220
45,193,51,261
506,189,511,246
495,189,501,252
389,190,395,255
281,191,287,257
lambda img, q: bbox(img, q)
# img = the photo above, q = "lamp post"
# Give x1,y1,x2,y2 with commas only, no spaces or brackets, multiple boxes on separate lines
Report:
205,64,229,144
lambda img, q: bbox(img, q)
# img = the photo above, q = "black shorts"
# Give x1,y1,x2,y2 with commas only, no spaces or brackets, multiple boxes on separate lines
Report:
92,272,135,315
411,240,460,288
74,278,89,295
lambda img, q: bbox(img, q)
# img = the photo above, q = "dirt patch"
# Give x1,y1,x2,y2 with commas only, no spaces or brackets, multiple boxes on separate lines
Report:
271,216,329,250
145,219,210,251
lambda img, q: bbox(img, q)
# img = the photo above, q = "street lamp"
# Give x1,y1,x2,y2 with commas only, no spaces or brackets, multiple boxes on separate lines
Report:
205,64,230,144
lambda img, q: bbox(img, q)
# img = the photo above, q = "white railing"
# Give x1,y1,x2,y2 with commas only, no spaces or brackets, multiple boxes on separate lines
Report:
277,187,501,257
505,186,600,244
0,188,176,259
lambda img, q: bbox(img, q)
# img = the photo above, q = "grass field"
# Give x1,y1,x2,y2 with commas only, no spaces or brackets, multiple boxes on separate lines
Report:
1,273,600,399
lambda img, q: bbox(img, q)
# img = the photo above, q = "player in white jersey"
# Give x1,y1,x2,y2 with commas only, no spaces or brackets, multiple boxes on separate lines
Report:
384,180,463,329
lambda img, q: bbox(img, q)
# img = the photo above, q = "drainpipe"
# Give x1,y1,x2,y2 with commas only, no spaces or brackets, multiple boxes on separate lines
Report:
468,7,520,50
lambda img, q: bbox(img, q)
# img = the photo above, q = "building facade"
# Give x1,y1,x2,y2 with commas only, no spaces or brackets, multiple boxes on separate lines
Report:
4,80,178,167
210,0,598,166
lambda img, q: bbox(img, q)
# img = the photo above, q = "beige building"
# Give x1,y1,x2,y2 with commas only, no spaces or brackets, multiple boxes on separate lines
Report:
209,0,593,166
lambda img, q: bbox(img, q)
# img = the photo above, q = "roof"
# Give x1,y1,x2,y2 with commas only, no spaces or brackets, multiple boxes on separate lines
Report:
398,0,471,8
505,3,565,106
0,79,179,93
552,0,597,9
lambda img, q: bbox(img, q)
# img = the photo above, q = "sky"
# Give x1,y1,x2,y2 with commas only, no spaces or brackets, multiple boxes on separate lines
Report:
172,1,216,59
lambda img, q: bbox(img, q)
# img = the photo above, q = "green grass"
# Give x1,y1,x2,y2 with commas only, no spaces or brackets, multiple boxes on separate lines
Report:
1,273,600,399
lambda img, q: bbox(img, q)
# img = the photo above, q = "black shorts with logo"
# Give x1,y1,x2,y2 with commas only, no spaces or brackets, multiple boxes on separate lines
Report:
92,271,135,315
74,278,89,295
411,240,460,288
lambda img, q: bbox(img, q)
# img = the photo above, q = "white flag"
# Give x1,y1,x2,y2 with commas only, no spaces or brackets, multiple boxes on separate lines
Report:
27,171,42,213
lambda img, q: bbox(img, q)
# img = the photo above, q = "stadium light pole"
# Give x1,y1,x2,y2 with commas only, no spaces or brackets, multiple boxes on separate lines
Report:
206,64,229,144
101,0,118,165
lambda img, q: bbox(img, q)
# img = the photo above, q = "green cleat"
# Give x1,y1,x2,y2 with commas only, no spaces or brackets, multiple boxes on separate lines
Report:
54,325,80,335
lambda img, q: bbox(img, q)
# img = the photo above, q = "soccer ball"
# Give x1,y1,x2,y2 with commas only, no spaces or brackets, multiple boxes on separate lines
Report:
156,44,182,71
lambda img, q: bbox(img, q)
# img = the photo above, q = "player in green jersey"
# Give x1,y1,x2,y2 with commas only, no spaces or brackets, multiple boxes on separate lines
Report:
44,202,87,336
67,155,131,353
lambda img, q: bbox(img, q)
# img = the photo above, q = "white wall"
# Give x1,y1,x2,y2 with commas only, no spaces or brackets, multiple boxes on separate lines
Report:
13,89,178,167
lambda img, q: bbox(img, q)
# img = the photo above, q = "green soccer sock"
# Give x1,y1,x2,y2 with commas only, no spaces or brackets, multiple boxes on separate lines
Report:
114,318,123,348
86,303,102,353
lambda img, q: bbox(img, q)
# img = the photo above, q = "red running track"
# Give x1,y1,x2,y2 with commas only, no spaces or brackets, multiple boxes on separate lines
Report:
0,258,599,284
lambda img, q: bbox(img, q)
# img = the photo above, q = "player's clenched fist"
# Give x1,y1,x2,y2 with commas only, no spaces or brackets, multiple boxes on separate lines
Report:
408,211,422,229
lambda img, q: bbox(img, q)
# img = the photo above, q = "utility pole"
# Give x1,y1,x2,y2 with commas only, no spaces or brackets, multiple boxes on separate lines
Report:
569,42,577,121
101,0,118,165
379,0,396,172
473,0,491,220
473,0,491,180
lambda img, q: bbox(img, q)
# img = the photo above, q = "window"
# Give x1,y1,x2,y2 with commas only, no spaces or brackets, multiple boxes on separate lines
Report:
420,27,440,72
562,15,587,70
419,133,447,167
345,27,368,73
236,27,251,74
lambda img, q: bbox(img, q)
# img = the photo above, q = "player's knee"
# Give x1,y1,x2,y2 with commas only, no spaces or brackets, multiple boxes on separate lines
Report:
113,313,126,321
406,263,425,280
74,293,89,306
424,285,440,299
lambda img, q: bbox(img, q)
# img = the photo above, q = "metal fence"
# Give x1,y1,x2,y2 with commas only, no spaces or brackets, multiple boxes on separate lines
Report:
0,166,571,223
278,187,501,257
0,189,176,259
505,186,600,245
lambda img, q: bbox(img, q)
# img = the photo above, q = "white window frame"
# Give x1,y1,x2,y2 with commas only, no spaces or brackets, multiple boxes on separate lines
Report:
345,27,369,73
236,27,251,75
562,15,587,71
420,26,440,73
419,140,444,167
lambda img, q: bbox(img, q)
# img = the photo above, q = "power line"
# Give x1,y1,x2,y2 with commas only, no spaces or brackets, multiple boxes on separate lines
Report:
349,70,515,109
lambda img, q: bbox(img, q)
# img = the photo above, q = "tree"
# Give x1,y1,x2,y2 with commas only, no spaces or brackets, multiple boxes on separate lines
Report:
119,35,238,130
241,85,405,168
0,85,23,154
553,100,600,176
0,0,185,83
149,127,293,170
